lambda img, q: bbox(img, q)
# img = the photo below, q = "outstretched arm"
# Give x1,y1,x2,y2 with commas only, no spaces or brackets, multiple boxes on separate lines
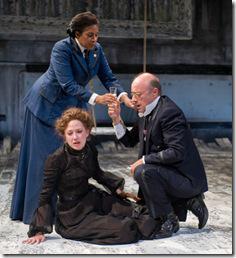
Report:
108,100,139,147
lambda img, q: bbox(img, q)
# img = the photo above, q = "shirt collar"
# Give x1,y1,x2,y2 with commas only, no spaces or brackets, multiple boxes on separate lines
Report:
75,38,86,56
138,96,160,117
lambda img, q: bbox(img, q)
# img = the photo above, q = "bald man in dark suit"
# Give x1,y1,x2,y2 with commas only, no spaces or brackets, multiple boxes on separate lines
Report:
108,73,208,239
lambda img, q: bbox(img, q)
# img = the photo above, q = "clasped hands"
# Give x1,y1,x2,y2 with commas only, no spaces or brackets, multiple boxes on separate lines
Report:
96,93,134,109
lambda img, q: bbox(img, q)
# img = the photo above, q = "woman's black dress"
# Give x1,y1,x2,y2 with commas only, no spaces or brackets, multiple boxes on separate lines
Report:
28,141,158,245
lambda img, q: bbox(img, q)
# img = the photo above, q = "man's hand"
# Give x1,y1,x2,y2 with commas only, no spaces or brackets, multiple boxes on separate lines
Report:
108,100,122,124
120,94,134,109
22,233,45,245
130,159,143,176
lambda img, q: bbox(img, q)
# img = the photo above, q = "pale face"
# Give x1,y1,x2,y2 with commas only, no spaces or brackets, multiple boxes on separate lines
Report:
76,25,99,50
131,80,158,114
64,120,90,151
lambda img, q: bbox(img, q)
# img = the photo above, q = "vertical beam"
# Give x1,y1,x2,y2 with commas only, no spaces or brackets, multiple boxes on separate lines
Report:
89,80,97,131
143,0,147,72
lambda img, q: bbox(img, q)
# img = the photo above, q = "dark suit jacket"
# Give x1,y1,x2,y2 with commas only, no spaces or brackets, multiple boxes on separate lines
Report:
120,95,208,193
23,37,124,126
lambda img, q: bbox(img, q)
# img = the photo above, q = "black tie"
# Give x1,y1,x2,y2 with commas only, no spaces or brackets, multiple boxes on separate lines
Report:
143,114,152,140
84,49,89,66
145,114,152,129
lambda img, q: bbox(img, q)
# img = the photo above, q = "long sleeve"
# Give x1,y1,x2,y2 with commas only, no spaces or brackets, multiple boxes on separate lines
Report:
27,153,63,237
51,41,92,102
27,204,53,237
119,122,140,147
145,107,186,165
94,167,125,193
88,141,125,193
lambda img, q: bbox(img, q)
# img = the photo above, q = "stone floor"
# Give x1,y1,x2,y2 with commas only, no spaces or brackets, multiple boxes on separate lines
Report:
0,134,233,255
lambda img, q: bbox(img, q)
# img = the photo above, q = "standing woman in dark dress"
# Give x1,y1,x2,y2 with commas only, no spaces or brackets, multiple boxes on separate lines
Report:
10,11,133,224
22,108,158,245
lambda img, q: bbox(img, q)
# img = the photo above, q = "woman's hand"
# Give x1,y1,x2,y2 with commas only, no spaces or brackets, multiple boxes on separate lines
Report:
22,233,45,245
116,188,141,202
120,94,134,109
95,94,116,105
125,192,141,202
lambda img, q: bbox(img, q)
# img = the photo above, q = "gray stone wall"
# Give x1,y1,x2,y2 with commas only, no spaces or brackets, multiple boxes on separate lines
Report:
0,0,232,142
0,0,232,65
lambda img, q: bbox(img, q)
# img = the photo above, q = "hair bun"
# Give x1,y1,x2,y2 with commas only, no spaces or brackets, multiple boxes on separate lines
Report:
66,27,73,37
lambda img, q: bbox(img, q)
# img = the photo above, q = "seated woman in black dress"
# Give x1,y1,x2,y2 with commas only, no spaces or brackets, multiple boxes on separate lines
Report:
23,108,159,245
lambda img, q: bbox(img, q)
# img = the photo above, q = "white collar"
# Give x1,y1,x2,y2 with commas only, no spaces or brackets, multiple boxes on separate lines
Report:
138,96,160,118
75,38,86,56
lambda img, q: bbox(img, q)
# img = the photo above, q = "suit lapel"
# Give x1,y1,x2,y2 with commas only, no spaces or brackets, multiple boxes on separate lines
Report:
138,117,145,158
74,51,89,75
70,38,89,75
145,98,162,154
73,47,99,75
70,37,94,75
89,47,99,69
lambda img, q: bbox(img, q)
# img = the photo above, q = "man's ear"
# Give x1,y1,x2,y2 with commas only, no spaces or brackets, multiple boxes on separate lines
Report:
153,87,159,96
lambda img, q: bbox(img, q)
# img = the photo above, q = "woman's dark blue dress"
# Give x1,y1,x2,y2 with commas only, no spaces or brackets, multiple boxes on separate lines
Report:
10,108,62,223
10,36,125,224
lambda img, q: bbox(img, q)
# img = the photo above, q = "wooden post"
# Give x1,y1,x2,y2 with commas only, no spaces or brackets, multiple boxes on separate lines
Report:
88,80,97,131
143,0,147,72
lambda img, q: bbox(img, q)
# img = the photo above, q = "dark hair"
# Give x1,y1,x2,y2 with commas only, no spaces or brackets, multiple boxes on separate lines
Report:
67,11,99,38
55,108,94,136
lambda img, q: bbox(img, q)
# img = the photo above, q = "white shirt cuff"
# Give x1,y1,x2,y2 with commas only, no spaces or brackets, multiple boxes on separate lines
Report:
117,92,128,101
142,156,146,164
113,123,126,139
88,93,98,105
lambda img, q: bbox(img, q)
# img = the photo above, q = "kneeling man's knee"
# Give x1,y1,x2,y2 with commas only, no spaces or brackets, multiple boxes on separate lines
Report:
134,164,163,182
133,164,145,182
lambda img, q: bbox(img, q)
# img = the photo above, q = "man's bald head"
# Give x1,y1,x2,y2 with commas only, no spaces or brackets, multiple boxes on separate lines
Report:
134,72,159,82
132,73,161,94
130,73,161,114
